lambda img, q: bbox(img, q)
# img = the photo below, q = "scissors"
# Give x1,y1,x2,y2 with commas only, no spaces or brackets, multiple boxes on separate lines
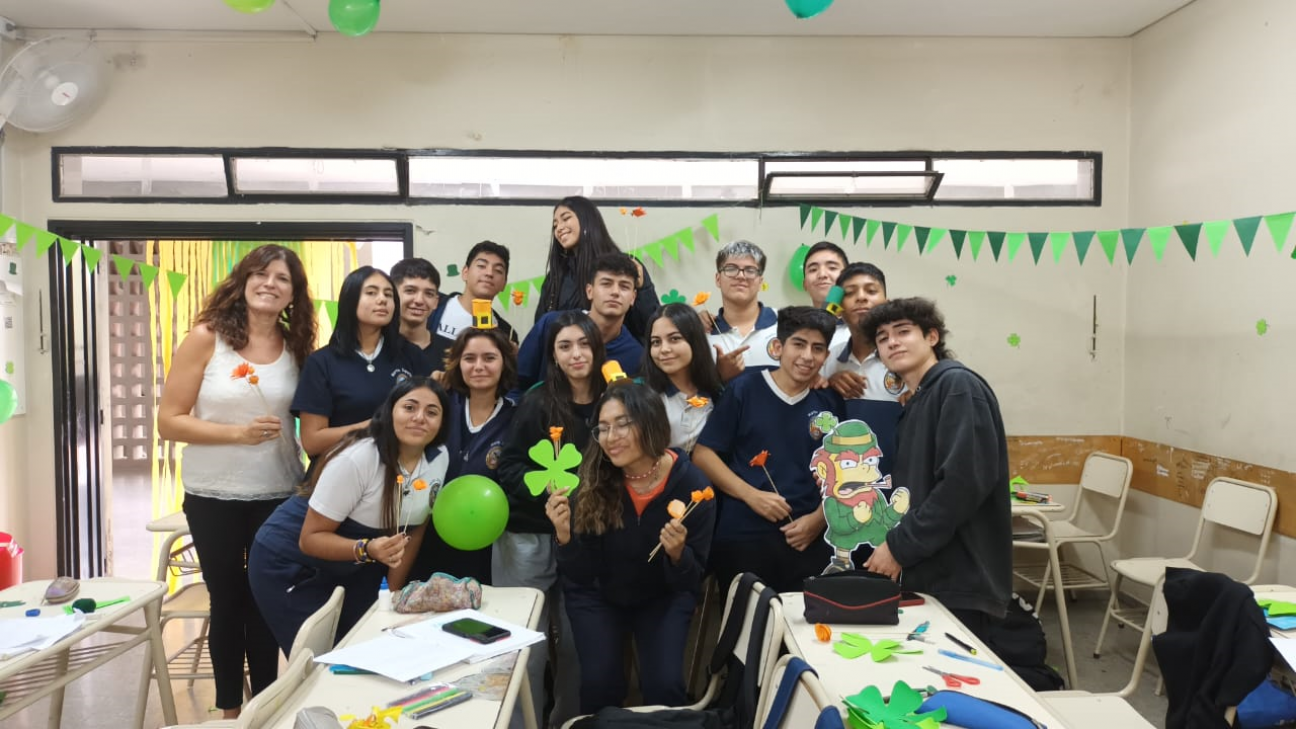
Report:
923,665,981,688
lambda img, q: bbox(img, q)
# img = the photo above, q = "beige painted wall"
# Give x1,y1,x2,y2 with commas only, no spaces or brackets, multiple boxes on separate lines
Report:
2,33,1133,578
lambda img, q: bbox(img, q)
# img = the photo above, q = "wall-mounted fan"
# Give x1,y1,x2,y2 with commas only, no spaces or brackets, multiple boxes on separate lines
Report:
0,37,108,133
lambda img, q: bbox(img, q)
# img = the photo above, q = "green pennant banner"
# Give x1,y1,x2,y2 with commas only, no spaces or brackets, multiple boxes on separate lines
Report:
58,237,80,265
35,231,58,257
1264,212,1293,253
1049,232,1070,263
895,224,912,252
913,226,931,252
1098,230,1119,264
496,286,511,309
1203,220,1229,257
1147,226,1172,261
865,219,881,246
822,210,838,236
799,204,812,229
1121,228,1145,264
678,228,695,253
663,235,681,260
324,301,339,328
112,254,135,282
14,222,35,252
949,230,966,259
80,245,104,272
988,231,1006,261
927,228,947,254
880,221,896,249
137,262,160,288
838,214,850,239
701,213,720,242
0,215,12,238
1026,232,1047,264
643,241,666,268
1072,231,1094,264
1006,233,1026,262
851,216,866,245
166,271,188,298
810,207,824,232
968,231,985,260
1174,224,1201,261
1234,215,1262,256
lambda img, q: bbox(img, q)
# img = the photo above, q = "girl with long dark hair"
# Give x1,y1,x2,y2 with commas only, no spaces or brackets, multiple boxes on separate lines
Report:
641,303,724,453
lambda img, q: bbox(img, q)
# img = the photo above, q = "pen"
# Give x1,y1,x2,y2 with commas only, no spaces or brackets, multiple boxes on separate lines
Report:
386,684,448,708
938,648,1003,671
409,691,472,718
944,632,977,655
1013,491,1050,503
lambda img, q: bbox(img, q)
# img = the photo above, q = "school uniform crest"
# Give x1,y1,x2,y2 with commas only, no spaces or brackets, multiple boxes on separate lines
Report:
884,370,904,396
808,411,840,440
485,443,503,471
765,338,779,360
391,368,413,384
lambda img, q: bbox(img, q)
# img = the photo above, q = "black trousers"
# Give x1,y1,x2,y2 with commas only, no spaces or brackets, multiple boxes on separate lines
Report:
182,493,284,709
709,534,832,594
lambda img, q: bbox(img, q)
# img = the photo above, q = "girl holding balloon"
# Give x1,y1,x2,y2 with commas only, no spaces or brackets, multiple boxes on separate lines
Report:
248,376,450,654
411,326,518,584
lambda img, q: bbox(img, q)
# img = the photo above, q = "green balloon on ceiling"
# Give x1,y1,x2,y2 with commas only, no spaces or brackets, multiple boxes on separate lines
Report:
789,244,811,291
785,0,835,19
222,0,275,14
329,0,381,37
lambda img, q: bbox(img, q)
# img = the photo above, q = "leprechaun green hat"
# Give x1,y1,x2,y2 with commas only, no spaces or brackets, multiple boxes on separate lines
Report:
822,421,882,459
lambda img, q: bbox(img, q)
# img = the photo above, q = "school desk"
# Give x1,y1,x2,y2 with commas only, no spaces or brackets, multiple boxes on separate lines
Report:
257,585,544,729
1011,500,1080,689
0,576,177,727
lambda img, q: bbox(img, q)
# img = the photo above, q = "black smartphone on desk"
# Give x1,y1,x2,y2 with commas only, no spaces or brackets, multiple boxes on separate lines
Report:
442,617,511,644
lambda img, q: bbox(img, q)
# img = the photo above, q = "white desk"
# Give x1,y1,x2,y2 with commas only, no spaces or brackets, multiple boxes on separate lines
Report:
780,591,1071,728
1011,500,1066,515
145,511,188,534
0,577,177,728
262,586,544,729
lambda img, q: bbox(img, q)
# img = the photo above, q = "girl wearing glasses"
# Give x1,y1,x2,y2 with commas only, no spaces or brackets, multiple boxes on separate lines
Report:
641,304,724,453
544,382,716,713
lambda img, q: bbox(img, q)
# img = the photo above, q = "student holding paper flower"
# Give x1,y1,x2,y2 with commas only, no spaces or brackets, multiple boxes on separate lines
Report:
642,303,724,453
248,377,450,655
545,382,715,713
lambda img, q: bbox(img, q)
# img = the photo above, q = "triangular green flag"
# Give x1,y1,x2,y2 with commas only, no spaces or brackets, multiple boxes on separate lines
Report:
823,211,838,236
927,228,947,254
662,234,681,260
1174,224,1201,261
496,286,511,309
643,241,665,268
1097,230,1120,264
1006,233,1026,262
112,254,135,282
987,231,1006,261
166,271,187,298
678,228,695,252
1203,220,1229,257
851,216,866,245
895,224,913,252
138,262,160,288
810,207,824,232
913,226,931,253
80,245,103,272
13,222,36,252
1072,231,1094,264
0,215,12,238
35,231,58,257
58,237,80,265
1049,232,1071,263
1120,228,1145,264
968,231,985,260
880,221,896,249
531,276,546,294
838,213,850,239
799,204,812,229
1147,226,1172,261
865,219,881,246
324,301,339,328
1264,212,1294,253
1233,215,1261,256
1026,232,1047,264
949,230,966,259
701,213,720,242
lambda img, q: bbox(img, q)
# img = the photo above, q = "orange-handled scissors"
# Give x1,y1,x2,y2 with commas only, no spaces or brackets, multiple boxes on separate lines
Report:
923,665,981,688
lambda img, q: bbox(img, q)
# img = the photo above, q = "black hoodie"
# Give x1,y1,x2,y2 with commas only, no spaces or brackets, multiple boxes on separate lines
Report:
884,360,1012,618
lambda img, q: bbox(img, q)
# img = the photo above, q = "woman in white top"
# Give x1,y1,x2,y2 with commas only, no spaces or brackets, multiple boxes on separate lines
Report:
641,304,724,453
156,244,317,719
248,377,450,655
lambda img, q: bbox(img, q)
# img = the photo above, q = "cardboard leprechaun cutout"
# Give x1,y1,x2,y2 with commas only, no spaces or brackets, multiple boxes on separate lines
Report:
810,419,909,574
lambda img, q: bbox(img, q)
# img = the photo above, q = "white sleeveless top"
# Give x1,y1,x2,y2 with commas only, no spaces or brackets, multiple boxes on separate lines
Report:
182,335,304,500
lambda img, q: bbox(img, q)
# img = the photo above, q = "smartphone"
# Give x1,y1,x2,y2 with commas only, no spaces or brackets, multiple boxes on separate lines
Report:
442,617,511,644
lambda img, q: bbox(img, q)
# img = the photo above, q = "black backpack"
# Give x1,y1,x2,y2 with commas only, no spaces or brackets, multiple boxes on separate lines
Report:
982,593,1065,691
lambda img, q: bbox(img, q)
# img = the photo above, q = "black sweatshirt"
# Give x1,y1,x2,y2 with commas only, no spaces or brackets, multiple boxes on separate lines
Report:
556,451,715,607
496,388,594,534
885,360,1012,618
535,255,660,342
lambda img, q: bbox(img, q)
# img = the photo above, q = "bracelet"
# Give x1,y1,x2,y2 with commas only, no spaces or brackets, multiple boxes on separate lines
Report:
353,538,374,564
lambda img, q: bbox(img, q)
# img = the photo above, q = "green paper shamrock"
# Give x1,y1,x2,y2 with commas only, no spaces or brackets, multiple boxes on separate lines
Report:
844,682,947,729
944,275,957,287
1010,475,1030,488
661,289,687,305
1257,319,1269,336
445,264,459,277
812,411,840,436
833,633,923,662
1259,598,1296,617
523,440,582,496
1007,333,1021,348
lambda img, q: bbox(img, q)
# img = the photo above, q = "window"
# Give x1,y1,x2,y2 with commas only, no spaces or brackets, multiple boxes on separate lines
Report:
762,159,940,202
59,153,227,198
231,157,399,196
932,157,1094,202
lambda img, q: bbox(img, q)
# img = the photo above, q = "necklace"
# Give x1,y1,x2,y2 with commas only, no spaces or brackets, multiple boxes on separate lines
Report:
356,336,384,373
624,455,662,483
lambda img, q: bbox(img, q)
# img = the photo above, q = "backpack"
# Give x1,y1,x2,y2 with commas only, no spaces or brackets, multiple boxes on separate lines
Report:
982,593,1065,691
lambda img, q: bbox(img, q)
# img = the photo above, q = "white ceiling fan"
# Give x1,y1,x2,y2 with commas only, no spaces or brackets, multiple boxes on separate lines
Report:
0,31,108,134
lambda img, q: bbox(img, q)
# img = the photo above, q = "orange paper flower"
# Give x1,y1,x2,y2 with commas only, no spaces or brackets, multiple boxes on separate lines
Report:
413,479,428,491
690,490,704,503
749,450,770,468
693,292,710,306
549,426,564,443
686,396,709,408
247,374,260,385
396,475,405,486
619,207,628,215
631,207,646,217
814,623,832,643
667,499,686,519
703,486,715,500
511,289,524,305
231,362,255,380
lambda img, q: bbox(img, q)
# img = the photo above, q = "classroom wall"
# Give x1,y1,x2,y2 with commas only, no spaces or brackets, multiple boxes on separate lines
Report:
1121,0,1296,581
0,33,1133,578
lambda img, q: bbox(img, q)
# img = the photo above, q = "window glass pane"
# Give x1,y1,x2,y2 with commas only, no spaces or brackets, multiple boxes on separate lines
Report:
764,159,927,174
933,158,1094,201
59,154,227,198
409,156,758,201
767,174,936,198
231,157,398,195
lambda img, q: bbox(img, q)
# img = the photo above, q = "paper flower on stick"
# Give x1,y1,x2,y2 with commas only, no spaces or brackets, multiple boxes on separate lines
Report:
631,207,646,217
619,207,628,215
832,633,923,662
693,292,710,306
341,706,403,729
814,623,832,643
231,362,255,380
844,683,946,729
649,487,715,561
525,428,582,496
512,289,525,306
686,396,710,409
749,450,769,468
667,499,686,520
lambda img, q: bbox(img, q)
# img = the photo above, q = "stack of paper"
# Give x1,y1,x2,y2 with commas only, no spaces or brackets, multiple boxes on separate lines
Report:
0,613,86,659
396,609,547,663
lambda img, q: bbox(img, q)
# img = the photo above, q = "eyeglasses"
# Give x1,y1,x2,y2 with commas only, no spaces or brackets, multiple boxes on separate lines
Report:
719,265,763,279
592,417,635,442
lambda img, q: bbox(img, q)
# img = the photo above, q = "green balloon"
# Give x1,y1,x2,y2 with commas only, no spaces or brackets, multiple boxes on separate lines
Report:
431,475,509,551
788,244,811,291
329,0,381,37
785,0,835,19
0,380,15,425
223,0,275,14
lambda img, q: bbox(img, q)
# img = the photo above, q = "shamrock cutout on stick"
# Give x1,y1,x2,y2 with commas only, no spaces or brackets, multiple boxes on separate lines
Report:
844,682,947,729
661,289,687,305
833,633,923,662
524,440,582,496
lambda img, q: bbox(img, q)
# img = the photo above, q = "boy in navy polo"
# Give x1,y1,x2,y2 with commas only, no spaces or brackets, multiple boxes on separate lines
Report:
426,241,519,370
693,306,846,593
705,240,781,382
391,257,440,352
514,253,645,396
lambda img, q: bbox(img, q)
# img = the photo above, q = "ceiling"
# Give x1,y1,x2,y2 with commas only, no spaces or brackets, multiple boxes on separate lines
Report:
0,0,1195,38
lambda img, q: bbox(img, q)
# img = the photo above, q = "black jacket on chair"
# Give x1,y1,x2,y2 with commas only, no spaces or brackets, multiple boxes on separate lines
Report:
1153,567,1273,729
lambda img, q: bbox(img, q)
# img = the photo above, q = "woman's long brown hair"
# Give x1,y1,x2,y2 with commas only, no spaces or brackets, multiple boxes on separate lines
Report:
573,383,671,536
194,244,317,368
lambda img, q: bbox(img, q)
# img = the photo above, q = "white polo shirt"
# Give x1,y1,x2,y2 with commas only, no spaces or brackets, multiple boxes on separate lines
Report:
707,303,781,371
822,337,906,402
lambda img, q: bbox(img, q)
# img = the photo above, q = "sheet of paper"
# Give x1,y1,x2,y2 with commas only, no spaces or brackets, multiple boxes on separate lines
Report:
0,613,85,659
314,633,475,683
1270,638,1296,671
394,608,546,662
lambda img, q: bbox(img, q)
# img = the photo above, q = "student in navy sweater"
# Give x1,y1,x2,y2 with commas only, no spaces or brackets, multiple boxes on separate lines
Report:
546,383,715,713
411,326,517,584
514,253,644,397
859,297,1012,632
694,306,845,593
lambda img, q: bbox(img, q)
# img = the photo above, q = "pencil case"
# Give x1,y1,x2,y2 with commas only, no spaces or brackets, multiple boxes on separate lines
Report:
802,570,900,625
918,691,1047,729
393,572,482,613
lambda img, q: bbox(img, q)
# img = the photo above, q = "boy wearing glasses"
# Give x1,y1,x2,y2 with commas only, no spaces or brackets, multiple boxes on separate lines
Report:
693,307,845,593
706,240,781,382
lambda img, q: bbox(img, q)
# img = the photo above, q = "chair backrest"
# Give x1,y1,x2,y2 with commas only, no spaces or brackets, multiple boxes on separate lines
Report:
289,586,345,662
236,648,315,729
709,573,784,728
1069,452,1133,540
1186,477,1277,584
154,527,201,582
756,654,836,729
